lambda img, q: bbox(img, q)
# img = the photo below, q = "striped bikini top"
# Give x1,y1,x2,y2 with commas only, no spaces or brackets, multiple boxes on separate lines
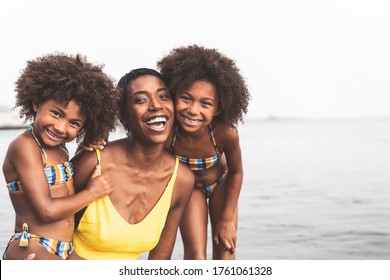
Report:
6,124,74,192
170,125,222,171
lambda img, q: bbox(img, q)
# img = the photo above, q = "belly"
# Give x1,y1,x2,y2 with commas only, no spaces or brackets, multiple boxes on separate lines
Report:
193,161,227,188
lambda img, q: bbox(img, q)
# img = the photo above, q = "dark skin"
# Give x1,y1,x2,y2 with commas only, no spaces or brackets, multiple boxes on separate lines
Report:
3,99,113,260
68,75,194,259
79,79,242,260
166,80,243,259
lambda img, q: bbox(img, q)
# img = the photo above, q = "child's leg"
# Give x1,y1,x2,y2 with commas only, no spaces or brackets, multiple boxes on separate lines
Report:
209,179,238,260
4,238,63,260
179,188,208,259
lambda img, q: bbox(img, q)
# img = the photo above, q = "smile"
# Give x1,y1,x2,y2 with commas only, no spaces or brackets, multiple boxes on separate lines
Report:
46,129,65,141
181,115,202,125
146,116,168,131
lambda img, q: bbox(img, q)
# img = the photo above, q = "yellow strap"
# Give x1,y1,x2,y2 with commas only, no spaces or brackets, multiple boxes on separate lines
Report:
95,149,101,175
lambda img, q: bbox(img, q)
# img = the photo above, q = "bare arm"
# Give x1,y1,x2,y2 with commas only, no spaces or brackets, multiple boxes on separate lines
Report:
71,149,101,192
148,163,194,259
10,136,112,223
213,126,243,253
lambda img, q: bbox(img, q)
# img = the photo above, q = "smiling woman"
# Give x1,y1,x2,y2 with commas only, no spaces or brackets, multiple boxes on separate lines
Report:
69,68,194,260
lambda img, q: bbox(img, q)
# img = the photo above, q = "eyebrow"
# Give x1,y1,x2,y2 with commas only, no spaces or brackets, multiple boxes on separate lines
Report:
52,104,66,114
131,87,168,96
52,104,85,122
181,91,215,101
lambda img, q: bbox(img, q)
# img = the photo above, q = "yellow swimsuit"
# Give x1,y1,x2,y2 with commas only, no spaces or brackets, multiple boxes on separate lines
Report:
73,151,178,260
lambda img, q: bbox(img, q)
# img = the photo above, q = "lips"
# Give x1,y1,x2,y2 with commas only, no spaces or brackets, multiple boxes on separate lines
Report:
146,116,168,131
181,114,202,126
46,128,65,141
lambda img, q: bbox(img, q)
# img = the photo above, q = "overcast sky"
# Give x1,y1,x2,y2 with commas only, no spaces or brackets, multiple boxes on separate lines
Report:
1,0,389,119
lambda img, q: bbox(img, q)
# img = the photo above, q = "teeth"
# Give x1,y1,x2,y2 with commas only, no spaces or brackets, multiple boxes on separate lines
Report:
47,129,62,139
147,116,167,124
184,116,199,123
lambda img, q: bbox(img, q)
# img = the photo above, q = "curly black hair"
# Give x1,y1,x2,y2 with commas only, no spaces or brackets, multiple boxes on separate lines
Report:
157,45,250,127
117,68,166,134
14,53,119,143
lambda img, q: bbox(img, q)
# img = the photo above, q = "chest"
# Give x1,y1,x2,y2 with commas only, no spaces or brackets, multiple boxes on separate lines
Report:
173,133,221,159
106,166,172,224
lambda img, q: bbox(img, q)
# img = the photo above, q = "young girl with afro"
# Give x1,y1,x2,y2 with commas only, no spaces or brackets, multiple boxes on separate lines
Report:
158,45,250,259
2,53,118,259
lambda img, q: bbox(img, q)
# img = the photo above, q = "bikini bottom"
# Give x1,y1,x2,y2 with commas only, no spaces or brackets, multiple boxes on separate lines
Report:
2,223,73,260
198,170,228,198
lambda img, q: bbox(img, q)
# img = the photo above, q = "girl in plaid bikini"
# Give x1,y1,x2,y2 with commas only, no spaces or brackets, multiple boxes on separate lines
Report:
2,53,117,259
158,45,250,259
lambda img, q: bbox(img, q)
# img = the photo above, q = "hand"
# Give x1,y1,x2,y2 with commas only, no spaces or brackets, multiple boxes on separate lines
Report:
85,165,113,199
213,220,237,255
81,139,107,152
20,253,36,260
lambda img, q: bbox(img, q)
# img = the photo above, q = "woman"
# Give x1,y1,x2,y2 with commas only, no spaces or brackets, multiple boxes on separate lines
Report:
69,68,194,259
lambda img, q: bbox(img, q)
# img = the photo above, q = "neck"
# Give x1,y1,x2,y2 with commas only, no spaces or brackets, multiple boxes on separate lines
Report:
125,137,166,168
178,124,209,140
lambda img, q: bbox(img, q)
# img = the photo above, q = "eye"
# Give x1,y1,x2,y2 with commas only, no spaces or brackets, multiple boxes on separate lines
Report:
69,120,82,128
200,100,214,108
51,110,61,118
133,97,147,104
180,95,191,102
160,92,171,101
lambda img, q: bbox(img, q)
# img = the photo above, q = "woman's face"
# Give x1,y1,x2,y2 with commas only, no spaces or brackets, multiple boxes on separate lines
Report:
126,75,174,144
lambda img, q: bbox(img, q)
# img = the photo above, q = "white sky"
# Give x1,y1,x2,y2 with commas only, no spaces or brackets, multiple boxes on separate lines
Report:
1,0,389,119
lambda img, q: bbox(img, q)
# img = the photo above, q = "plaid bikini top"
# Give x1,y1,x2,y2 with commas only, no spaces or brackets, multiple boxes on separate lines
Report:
170,125,222,171
6,124,74,192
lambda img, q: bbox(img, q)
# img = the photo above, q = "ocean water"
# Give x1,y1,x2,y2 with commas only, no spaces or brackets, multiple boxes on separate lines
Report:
1,118,389,260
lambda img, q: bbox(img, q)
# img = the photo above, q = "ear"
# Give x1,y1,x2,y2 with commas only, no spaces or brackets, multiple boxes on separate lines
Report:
118,115,128,128
214,108,221,117
32,101,40,112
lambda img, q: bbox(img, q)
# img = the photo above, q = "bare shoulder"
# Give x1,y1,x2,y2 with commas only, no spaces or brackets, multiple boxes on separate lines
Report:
105,138,128,154
212,122,240,147
177,161,195,189
71,138,126,167
3,131,47,183
7,131,37,154
5,132,42,165
172,158,194,205
71,148,98,170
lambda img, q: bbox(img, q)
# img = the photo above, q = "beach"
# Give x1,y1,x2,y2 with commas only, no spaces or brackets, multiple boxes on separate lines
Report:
1,118,389,259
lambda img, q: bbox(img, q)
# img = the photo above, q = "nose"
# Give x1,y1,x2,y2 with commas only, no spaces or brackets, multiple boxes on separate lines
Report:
53,120,67,134
187,102,200,115
149,96,163,111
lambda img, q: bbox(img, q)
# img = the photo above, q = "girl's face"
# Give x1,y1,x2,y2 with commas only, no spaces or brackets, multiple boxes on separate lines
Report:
175,80,219,132
32,99,86,147
126,75,174,144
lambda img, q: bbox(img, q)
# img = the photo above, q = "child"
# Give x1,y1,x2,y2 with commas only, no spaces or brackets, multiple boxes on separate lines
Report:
158,45,250,259
2,53,118,260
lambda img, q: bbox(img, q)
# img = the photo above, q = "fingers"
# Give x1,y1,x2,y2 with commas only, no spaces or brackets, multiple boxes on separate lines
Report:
215,235,236,255
213,233,219,246
81,140,107,151
222,238,232,250
91,164,101,178
222,239,235,255
81,144,94,152
20,253,35,260
93,144,105,150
